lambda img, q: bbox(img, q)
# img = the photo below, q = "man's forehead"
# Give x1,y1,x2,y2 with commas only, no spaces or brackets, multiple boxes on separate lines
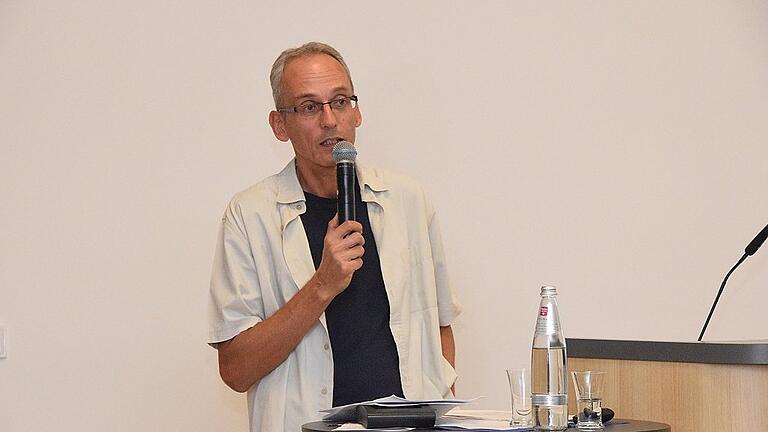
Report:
282,54,352,97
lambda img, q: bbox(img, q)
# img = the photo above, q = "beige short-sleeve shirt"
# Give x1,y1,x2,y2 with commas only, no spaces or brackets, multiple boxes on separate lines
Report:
208,159,461,432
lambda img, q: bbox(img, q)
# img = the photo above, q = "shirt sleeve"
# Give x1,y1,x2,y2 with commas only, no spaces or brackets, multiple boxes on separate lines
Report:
207,202,266,346
427,203,462,327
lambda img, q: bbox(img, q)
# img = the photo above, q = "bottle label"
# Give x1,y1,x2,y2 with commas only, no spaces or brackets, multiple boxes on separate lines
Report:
532,394,567,405
535,305,560,334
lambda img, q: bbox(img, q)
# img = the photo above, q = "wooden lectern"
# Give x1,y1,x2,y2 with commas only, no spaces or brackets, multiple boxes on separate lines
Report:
566,338,768,432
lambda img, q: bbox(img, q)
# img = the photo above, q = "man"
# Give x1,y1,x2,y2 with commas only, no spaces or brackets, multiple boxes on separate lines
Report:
208,42,461,432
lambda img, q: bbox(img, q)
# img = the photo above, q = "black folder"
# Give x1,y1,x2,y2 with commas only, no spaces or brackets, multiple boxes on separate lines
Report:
355,405,436,428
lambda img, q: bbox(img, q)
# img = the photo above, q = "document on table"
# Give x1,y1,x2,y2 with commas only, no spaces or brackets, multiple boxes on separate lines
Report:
437,409,533,431
320,395,478,422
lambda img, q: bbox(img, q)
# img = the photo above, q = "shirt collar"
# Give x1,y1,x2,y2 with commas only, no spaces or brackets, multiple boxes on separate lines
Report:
275,159,305,205
275,158,390,205
356,160,389,196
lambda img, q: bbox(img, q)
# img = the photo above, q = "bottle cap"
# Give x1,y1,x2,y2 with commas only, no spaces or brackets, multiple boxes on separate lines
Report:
540,285,558,295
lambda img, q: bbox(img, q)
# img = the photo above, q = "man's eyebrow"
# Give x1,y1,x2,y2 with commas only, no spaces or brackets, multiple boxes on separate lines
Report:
328,85,352,95
293,92,318,101
293,86,352,101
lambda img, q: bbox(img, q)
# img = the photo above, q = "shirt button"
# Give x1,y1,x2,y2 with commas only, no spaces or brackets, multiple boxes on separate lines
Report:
323,343,329,351
321,387,328,395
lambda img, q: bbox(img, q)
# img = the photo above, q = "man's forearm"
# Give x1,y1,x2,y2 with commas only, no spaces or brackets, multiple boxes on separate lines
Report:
440,325,456,394
216,274,334,392
439,325,455,367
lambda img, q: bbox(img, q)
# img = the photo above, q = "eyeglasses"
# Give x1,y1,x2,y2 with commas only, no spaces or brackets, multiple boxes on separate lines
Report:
277,95,358,117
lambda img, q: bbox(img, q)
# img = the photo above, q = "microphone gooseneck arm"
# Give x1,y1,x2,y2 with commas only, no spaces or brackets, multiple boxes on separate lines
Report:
697,253,748,341
697,223,767,341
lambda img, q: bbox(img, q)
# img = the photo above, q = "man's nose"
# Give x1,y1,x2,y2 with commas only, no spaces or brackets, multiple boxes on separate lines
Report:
319,104,338,129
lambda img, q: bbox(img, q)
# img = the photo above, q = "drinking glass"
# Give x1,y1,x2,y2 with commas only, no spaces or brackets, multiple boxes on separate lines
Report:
506,368,533,427
571,371,606,430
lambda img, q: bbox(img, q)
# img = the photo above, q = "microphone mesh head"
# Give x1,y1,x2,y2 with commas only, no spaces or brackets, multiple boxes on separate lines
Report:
332,141,357,163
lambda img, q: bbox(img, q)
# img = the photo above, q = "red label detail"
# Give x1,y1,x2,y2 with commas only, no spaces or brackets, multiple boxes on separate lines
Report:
539,306,548,317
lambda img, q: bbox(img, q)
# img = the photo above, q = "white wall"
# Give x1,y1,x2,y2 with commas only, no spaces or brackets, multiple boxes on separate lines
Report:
1,1,766,430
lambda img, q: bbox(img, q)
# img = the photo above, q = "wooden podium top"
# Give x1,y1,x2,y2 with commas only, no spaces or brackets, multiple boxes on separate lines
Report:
566,338,768,364
566,339,768,431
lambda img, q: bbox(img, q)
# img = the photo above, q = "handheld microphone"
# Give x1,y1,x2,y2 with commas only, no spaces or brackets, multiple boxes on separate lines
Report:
332,141,357,223
698,222,768,341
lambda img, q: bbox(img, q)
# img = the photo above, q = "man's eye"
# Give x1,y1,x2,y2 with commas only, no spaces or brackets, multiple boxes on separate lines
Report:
300,102,320,113
330,98,348,109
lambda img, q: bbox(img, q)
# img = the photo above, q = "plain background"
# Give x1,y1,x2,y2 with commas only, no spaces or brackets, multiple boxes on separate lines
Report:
1,1,766,430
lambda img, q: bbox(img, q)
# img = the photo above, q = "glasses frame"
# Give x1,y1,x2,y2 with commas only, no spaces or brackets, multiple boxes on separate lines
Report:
277,95,358,116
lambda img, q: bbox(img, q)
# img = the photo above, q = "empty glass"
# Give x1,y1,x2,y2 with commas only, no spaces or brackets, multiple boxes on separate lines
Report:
506,368,534,427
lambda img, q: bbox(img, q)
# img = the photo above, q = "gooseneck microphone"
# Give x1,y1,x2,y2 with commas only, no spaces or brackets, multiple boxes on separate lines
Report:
745,224,768,257
332,141,357,223
698,223,768,341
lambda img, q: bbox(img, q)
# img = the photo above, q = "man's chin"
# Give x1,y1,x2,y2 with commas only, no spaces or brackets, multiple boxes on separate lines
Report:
295,156,335,170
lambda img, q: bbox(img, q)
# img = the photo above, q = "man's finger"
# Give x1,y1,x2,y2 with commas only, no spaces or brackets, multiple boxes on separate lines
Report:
340,232,365,248
343,246,365,261
352,246,365,260
345,220,364,233
336,220,363,237
326,214,340,232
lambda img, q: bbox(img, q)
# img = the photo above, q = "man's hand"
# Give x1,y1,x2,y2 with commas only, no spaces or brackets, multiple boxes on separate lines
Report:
315,214,364,298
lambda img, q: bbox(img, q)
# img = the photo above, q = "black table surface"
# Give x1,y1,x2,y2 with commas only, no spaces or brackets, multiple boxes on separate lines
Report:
302,418,670,432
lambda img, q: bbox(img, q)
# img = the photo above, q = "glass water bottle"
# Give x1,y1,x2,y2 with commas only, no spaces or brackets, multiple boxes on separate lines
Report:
531,285,568,431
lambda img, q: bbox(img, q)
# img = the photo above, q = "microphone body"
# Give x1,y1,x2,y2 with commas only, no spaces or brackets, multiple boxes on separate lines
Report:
332,141,358,223
336,161,355,223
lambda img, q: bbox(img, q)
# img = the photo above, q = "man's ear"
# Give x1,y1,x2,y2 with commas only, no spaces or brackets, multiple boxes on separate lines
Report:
269,111,290,142
354,105,362,128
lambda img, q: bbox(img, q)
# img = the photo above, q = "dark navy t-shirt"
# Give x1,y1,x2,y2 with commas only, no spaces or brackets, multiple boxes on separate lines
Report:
300,183,404,406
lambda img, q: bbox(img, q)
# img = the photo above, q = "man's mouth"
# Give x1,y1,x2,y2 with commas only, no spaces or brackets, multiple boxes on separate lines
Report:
320,138,343,147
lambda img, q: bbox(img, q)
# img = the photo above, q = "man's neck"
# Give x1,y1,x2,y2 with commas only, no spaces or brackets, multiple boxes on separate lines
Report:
296,160,337,198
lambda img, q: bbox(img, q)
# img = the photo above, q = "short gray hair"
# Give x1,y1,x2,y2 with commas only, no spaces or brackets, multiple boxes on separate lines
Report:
270,42,354,108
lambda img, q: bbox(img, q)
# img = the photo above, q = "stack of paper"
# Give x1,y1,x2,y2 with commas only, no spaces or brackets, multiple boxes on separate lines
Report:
320,397,532,431
438,409,533,431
